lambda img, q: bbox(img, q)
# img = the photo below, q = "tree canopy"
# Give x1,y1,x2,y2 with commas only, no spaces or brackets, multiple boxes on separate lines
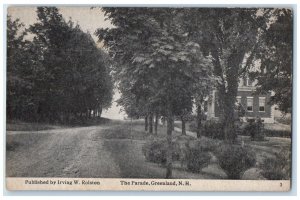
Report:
7,7,113,123
251,9,292,113
96,8,214,178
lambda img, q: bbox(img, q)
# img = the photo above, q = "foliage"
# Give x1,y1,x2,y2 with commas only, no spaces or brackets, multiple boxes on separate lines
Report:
251,9,292,113
216,144,256,179
7,7,113,123
96,7,290,177
263,129,291,138
6,15,34,120
201,120,225,140
97,8,214,178
186,147,211,173
261,149,291,180
142,137,213,173
97,8,213,118
243,118,265,141
142,138,180,165
180,8,291,141
180,8,266,140
194,137,222,152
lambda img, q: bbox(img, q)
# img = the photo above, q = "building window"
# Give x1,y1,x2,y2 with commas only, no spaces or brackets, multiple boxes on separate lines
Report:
247,97,253,112
259,97,266,112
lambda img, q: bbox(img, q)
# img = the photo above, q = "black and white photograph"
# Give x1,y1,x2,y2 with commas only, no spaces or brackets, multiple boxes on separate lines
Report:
5,6,293,191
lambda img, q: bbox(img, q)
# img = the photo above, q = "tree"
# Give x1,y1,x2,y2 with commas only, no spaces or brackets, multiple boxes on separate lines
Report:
7,16,37,121
97,8,213,178
7,7,113,123
251,9,292,113
182,8,274,141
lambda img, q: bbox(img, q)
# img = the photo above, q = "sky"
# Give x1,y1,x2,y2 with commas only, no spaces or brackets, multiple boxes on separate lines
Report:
8,6,126,120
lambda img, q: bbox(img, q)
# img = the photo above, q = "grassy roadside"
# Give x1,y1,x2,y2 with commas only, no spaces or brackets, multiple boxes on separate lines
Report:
6,117,113,131
6,121,61,131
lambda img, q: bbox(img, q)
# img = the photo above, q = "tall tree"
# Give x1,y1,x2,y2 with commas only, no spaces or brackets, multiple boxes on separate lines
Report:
183,8,273,141
7,7,113,123
97,8,213,178
251,9,292,113
6,16,38,120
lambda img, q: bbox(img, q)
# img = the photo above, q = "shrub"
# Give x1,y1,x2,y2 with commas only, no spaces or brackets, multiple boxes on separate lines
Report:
142,139,167,164
202,120,225,140
190,120,243,140
175,114,196,122
243,118,265,141
261,149,291,180
188,121,197,132
142,139,181,165
186,147,211,173
194,137,222,152
263,129,291,138
216,144,256,179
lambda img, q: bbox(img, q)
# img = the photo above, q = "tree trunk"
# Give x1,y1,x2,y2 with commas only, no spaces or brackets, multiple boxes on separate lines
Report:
223,94,237,142
196,103,202,138
154,113,159,135
181,116,186,136
149,113,153,134
171,119,175,131
145,115,148,132
166,113,174,179
98,108,102,117
222,50,244,142
211,47,244,142
87,109,91,119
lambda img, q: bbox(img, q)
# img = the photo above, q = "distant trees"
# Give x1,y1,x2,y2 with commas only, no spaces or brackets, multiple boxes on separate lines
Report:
7,7,113,123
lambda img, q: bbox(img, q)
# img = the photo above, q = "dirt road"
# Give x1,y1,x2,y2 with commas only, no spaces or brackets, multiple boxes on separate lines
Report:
6,125,121,178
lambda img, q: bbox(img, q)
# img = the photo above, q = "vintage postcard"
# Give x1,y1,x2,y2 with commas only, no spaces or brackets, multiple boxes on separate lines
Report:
6,6,292,191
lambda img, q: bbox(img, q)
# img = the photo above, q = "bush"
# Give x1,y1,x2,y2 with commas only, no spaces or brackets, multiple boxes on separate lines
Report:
142,139,167,164
142,139,181,165
216,144,256,179
202,120,225,140
193,137,222,152
263,129,291,138
186,147,211,173
188,121,197,132
243,118,265,141
261,149,291,180
175,114,196,122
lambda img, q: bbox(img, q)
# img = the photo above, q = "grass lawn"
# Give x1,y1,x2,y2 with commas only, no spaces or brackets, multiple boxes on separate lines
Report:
6,120,62,131
6,117,113,131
